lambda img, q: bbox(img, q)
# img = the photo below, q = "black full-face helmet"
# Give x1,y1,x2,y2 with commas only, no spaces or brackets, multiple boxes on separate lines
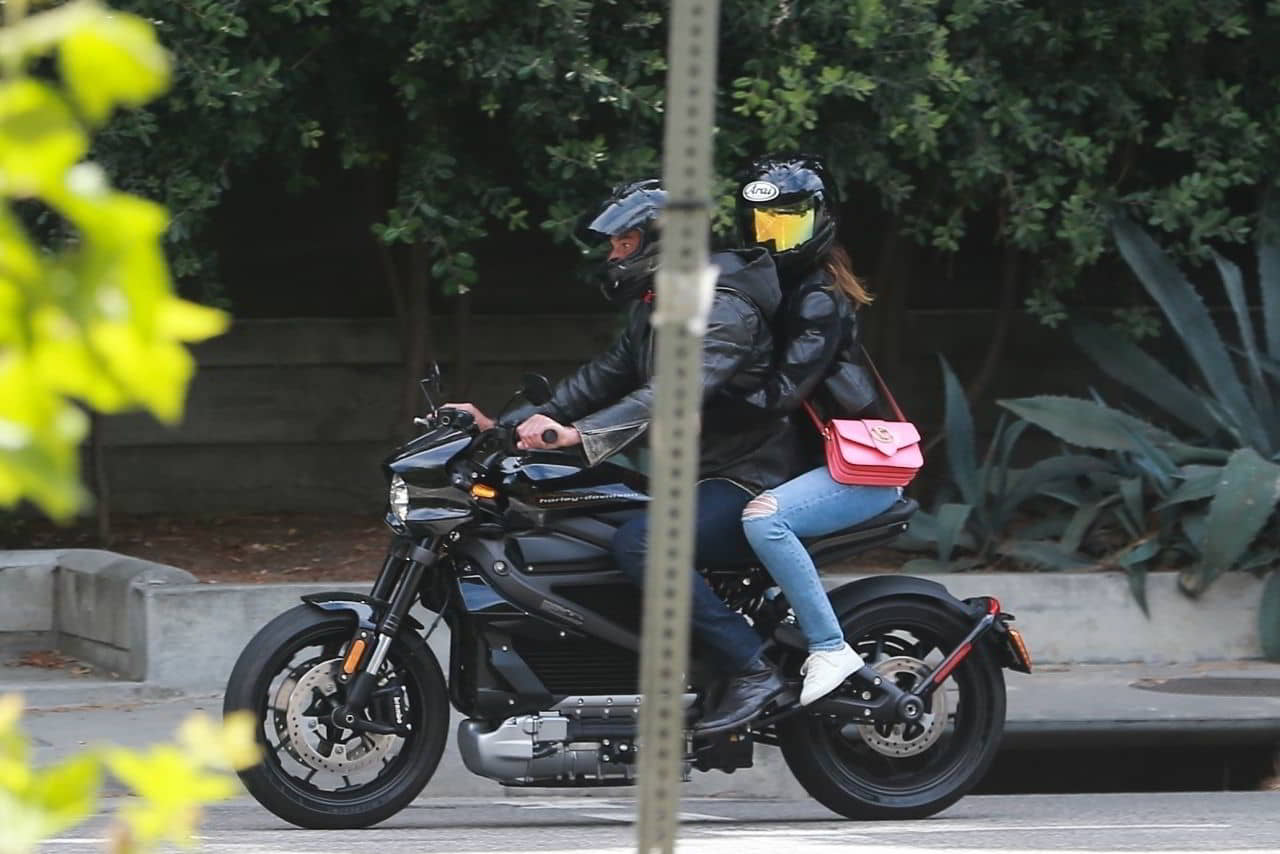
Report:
736,154,838,275
585,178,666,303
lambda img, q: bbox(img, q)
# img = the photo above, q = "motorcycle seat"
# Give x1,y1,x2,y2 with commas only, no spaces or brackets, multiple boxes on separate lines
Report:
801,498,917,567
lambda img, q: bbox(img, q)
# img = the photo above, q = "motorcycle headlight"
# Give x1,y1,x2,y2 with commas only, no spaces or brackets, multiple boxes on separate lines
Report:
389,474,409,521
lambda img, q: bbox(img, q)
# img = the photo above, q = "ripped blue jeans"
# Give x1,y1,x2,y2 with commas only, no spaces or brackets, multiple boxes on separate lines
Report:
742,467,900,652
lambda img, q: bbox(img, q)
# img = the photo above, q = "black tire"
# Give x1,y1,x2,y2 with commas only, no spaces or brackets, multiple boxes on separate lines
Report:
224,604,449,829
778,597,1005,820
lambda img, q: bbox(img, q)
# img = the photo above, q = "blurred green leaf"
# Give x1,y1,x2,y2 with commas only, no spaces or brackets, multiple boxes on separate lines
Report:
0,80,86,194
59,9,171,125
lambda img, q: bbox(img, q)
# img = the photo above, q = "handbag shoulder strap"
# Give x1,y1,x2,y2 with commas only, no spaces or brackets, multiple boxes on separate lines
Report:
802,400,828,433
860,347,908,421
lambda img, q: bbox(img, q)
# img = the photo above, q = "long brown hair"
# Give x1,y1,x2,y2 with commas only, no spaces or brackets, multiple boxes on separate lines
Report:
825,244,874,307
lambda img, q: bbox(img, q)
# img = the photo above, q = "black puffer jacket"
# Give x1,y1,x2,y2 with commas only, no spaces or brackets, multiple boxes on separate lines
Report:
708,265,883,458
537,247,801,493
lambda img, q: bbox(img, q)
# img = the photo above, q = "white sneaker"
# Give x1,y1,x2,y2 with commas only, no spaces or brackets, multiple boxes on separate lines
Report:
799,643,865,706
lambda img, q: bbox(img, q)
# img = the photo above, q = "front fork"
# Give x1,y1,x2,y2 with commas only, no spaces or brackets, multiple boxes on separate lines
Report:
328,538,437,735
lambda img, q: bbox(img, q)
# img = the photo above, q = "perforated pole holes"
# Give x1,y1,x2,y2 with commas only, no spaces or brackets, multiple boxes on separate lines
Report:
634,3,720,854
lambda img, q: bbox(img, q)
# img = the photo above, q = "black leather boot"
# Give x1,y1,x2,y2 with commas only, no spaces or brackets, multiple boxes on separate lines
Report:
692,657,784,735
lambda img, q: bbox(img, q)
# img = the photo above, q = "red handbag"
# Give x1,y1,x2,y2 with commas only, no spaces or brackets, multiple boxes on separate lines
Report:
803,353,922,487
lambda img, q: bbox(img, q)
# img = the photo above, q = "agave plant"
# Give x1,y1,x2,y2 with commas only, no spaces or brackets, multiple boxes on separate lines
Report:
897,356,1111,572
998,213,1280,658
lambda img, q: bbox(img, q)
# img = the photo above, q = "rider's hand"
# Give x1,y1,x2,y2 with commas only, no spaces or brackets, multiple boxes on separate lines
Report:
444,402,495,431
516,414,581,451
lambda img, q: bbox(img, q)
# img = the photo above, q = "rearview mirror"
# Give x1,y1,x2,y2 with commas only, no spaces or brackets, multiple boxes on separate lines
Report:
521,373,553,406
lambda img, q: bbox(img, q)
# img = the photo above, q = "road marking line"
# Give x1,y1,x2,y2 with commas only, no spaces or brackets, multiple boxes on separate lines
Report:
701,821,1231,838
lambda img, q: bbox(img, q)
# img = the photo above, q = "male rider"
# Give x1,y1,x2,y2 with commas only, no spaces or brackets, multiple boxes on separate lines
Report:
450,180,801,733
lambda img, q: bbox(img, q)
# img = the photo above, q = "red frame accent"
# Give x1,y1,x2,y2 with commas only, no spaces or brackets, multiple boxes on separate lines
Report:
931,641,972,685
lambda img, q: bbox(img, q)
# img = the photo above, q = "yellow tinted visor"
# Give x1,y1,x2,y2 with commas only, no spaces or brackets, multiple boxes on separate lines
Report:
751,206,815,252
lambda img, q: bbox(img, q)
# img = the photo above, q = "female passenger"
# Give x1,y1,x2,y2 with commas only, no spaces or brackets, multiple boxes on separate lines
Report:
731,155,901,706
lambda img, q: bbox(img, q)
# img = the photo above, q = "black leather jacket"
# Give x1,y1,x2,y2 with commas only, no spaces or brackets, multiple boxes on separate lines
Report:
537,248,801,493
709,265,883,456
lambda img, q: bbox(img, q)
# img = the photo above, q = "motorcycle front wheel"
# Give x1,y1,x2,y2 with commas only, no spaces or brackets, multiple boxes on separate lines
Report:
223,604,449,829
778,597,1006,820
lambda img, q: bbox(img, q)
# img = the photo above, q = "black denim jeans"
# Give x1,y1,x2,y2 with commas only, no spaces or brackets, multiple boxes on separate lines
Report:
610,478,763,673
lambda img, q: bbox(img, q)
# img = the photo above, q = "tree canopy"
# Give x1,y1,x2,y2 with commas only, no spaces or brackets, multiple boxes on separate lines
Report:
95,1,1280,328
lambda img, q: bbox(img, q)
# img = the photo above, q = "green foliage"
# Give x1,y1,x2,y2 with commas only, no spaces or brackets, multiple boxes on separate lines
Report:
0,694,259,854
999,216,1280,649
723,0,1280,322
899,356,1108,571
0,0,227,518
81,1,1280,326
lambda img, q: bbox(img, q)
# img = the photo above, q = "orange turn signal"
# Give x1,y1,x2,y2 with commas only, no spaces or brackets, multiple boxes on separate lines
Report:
1007,627,1033,673
342,638,367,674
471,484,498,499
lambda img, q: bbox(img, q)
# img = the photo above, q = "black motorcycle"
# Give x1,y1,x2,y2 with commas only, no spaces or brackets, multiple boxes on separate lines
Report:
224,373,1032,829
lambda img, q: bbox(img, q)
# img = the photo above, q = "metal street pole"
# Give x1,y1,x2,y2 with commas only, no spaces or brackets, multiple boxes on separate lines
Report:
634,2,720,853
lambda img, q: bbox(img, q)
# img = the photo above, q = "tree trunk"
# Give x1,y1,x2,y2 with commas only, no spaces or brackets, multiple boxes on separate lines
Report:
452,287,474,400
87,412,111,546
866,215,913,382
964,244,1021,404
398,241,435,435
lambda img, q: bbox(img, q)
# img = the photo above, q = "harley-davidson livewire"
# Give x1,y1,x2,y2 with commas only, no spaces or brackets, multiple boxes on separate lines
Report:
224,373,1032,829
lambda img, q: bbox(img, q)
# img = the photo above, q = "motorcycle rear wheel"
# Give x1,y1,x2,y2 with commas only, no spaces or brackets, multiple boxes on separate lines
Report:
223,604,448,829
778,597,1006,820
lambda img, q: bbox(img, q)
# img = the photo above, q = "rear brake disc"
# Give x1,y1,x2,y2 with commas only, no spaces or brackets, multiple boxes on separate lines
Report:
856,656,947,758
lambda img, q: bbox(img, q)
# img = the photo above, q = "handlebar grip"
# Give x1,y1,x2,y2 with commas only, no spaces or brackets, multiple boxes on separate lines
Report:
541,428,559,444
414,417,431,427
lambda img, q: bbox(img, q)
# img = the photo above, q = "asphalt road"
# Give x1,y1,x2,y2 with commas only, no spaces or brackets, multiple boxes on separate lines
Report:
53,791,1280,853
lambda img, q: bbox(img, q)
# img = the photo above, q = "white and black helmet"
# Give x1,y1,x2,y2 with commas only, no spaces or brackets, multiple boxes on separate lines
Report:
736,154,837,274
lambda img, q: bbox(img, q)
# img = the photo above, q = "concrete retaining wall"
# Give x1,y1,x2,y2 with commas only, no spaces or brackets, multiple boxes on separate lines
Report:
0,550,194,679
135,570,1266,692
4,552,1268,686
892,571,1266,665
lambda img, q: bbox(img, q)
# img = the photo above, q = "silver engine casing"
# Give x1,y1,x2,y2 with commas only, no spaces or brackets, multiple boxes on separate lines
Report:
456,695,692,786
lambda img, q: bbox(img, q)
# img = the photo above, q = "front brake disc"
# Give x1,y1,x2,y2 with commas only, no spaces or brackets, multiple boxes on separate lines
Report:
279,657,397,775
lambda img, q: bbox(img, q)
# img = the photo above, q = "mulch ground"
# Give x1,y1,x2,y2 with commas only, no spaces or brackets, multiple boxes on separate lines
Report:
6,512,908,583
8,513,390,583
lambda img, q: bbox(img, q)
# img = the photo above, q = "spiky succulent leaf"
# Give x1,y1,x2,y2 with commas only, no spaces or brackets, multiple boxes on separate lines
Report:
997,455,1115,529
999,395,1179,452
935,503,973,563
1183,448,1280,596
1061,495,1119,553
1213,250,1274,424
1155,465,1224,509
1071,321,1219,438
939,355,979,507
1112,536,1161,617
1112,215,1270,453
1118,476,1145,535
